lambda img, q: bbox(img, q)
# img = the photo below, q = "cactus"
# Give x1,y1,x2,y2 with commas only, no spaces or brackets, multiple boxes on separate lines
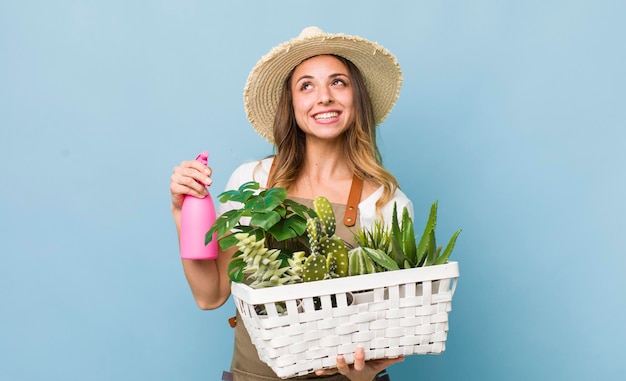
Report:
303,218,328,282
324,236,349,278
314,196,336,236
302,197,349,281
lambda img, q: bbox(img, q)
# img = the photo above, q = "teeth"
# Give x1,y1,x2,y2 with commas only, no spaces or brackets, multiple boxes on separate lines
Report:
314,112,338,120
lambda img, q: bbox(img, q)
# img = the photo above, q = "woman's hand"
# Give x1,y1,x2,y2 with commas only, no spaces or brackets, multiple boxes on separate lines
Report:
170,159,213,211
314,346,404,381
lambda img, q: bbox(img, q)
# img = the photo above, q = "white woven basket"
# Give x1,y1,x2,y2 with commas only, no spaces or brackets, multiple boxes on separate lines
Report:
231,261,459,379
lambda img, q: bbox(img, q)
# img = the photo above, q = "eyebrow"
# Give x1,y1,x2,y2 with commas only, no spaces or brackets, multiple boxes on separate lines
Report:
293,72,349,84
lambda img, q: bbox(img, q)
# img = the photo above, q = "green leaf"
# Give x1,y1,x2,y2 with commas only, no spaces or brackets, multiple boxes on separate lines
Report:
426,229,437,266
239,181,261,192
267,219,302,241
416,201,438,266
281,214,309,236
275,204,287,218
250,210,281,230
248,189,285,213
218,233,241,251
217,210,246,239
217,189,242,203
401,207,416,266
434,229,462,265
228,257,246,282
218,181,259,203
206,209,244,244
390,236,410,268
264,186,287,200
390,202,403,252
284,199,317,219
364,247,399,271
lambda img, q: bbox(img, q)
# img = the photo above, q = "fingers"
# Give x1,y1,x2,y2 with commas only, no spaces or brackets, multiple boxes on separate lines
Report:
353,346,365,371
314,367,338,376
170,159,214,210
316,347,404,380
177,159,213,185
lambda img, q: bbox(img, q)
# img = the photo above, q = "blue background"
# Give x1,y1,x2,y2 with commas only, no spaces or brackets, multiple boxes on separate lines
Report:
1,1,624,380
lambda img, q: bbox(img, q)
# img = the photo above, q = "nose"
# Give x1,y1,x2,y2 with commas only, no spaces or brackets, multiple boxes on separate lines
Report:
318,88,333,105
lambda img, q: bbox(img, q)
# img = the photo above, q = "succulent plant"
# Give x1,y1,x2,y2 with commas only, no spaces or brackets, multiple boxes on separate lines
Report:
303,218,328,282
302,196,349,282
208,180,460,289
408,200,462,267
347,247,376,275
350,200,461,272
232,232,305,288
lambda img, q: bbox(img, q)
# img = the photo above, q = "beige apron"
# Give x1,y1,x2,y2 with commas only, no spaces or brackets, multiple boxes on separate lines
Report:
230,199,360,381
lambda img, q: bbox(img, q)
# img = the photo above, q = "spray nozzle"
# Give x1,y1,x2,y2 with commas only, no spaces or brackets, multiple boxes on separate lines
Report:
195,151,209,166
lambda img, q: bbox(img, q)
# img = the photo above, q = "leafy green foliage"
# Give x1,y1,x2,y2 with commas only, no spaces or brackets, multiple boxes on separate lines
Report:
208,180,461,287
353,200,461,271
206,181,316,249
205,181,317,282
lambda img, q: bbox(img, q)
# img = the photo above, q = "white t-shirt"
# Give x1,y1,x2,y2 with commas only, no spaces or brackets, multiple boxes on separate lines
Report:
217,158,414,229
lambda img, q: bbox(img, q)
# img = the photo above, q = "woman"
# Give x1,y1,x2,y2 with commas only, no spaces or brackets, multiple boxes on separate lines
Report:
170,27,413,381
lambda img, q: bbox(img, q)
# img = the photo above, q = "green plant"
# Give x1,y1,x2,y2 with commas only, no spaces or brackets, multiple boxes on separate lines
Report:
207,181,461,288
206,181,317,284
349,220,397,275
410,200,462,266
351,200,462,271
231,232,306,288
302,196,350,281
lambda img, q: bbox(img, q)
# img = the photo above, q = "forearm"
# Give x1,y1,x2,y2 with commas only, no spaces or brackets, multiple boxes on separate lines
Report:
181,257,231,310
173,203,232,310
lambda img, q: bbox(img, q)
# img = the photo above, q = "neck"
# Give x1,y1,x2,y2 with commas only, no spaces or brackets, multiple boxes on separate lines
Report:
290,140,353,202
302,145,351,181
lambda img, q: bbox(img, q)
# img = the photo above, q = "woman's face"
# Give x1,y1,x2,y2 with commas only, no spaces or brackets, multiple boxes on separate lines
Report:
290,55,354,142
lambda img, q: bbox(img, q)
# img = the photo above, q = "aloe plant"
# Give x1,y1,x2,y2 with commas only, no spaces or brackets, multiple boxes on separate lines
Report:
415,201,462,266
352,200,461,271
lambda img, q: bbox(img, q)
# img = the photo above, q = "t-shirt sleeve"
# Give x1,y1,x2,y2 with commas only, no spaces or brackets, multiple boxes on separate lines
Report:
358,187,414,229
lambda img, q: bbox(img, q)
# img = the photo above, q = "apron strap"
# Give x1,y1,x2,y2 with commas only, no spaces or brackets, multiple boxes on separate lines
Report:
343,174,362,227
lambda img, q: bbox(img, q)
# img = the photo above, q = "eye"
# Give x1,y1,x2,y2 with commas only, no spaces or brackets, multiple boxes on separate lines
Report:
331,78,348,87
299,82,313,91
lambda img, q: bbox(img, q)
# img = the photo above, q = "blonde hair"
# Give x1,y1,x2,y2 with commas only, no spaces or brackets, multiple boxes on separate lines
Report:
267,55,399,213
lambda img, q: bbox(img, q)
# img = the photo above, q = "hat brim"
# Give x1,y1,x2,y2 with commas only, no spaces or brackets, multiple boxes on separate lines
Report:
244,28,402,144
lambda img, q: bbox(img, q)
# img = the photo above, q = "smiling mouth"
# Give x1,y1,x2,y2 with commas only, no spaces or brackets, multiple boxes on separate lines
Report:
314,111,340,121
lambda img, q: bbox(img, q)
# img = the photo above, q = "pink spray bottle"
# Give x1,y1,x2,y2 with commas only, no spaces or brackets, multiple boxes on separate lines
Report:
179,151,218,260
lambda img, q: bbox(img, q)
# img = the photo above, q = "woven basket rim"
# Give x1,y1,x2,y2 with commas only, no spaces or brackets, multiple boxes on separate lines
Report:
231,261,459,304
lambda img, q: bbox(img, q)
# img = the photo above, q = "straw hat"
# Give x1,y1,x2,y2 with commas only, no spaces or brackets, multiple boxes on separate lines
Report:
243,26,402,143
